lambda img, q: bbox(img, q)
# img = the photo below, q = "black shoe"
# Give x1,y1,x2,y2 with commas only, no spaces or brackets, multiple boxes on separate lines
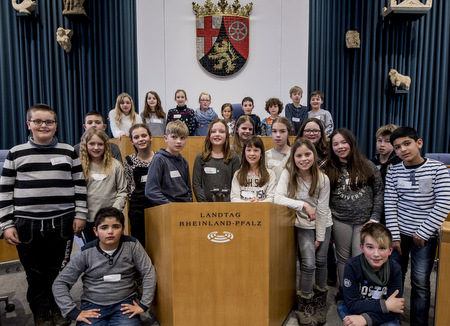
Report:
51,308,72,326
34,312,54,326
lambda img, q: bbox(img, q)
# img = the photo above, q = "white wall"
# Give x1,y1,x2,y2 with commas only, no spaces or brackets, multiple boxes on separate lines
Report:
136,0,309,119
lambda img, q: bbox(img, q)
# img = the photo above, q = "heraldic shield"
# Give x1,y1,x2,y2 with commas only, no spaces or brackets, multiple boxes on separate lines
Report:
193,0,253,77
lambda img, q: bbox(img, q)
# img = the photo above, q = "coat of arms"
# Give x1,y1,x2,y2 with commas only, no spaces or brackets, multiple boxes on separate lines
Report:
193,0,252,77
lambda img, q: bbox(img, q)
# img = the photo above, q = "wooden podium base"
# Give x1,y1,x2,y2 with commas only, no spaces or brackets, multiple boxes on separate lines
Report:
145,202,296,326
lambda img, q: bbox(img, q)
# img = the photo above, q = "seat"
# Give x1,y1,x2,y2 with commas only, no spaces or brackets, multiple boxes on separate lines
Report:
425,153,450,165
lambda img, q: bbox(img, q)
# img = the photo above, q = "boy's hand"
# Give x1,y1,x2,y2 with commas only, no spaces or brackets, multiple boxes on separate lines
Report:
343,315,367,326
250,197,260,202
302,202,316,221
413,233,425,248
121,300,144,318
73,219,86,234
314,240,321,250
386,289,405,313
3,227,21,245
392,240,402,254
76,309,101,325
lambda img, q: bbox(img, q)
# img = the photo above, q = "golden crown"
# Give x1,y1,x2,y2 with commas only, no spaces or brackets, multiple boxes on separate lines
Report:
192,0,253,18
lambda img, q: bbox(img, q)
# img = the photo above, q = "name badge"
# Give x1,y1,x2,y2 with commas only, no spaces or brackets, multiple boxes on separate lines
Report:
103,274,121,282
170,170,181,178
150,118,163,124
50,157,69,165
141,175,147,183
398,179,412,188
174,114,182,119
241,190,254,199
92,173,106,181
204,167,217,174
292,117,300,122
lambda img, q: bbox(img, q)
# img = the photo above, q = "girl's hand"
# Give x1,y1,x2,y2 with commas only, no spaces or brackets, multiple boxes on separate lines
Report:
343,315,367,326
314,240,321,250
121,300,144,318
76,309,101,325
118,132,127,141
250,197,260,202
303,203,316,221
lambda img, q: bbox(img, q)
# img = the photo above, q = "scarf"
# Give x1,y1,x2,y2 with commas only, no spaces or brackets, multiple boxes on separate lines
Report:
360,254,390,286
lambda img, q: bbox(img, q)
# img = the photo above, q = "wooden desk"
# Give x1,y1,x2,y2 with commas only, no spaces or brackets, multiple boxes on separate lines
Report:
0,238,19,263
436,221,450,324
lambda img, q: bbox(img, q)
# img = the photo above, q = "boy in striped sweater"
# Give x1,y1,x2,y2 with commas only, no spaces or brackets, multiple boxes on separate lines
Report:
385,126,450,326
0,104,87,326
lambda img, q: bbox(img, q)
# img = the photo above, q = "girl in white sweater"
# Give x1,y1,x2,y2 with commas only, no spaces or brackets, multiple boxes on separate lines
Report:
108,92,142,139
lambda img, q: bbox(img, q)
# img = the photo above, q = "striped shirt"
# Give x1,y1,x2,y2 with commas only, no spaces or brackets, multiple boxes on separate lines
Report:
0,137,87,230
385,158,450,241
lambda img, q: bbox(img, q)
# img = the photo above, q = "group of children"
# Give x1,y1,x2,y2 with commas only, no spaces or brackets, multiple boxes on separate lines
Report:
0,98,449,326
106,86,334,144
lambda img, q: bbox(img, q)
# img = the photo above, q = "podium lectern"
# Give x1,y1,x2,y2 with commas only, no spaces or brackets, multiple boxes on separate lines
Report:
145,202,296,326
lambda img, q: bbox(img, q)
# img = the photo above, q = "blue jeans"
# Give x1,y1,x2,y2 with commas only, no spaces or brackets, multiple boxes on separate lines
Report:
337,301,399,326
296,226,331,293
391,233,437,326
76,298,140,326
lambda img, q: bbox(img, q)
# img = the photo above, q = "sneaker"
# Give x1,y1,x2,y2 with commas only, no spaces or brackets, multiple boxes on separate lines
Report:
34,312,54,326
51,308,72,326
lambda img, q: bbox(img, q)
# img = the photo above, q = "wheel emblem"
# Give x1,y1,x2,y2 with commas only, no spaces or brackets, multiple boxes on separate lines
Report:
228,21,247,41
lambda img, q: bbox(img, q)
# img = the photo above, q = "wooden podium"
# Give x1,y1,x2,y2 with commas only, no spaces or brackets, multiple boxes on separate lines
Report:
145,202,296,326
436,220,450,324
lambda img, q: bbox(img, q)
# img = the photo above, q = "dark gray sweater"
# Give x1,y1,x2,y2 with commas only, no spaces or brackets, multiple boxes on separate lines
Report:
329,161,384,224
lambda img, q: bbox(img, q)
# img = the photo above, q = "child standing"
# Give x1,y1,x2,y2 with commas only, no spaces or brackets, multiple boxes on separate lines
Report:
166,89,197,136
307,91,334,137
231,136,276,202
232,115,255,157
370,124,402,182
193,118,240,202
241,96,261,135
124,124,155,246
74,110,123,164
194,92,218,136
52,207,156,326
385,126,450,326
296,118,328,169
261,98,283,136
324,128,384,287
221,103,235,136
0,104,87,326
285,86,309,135
145,120,193,205
108,92,142,140
265,117,293,182
275,138,333,326
337,223,404,326
80,128,127,243
140,91,166,136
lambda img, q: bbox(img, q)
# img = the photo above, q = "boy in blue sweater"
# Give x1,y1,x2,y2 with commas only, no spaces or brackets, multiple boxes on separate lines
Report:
145,120,192,205
52,207,156,326
385,126,450,326
337,223,404,326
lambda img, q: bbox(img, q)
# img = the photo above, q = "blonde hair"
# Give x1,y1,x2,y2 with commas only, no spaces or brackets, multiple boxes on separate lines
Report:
375,124,397,139
360,223,393,248
201,118,233,164
289,86,303,96
113,92,138,126
198,92,211,102
80,128,113,179
165,120,189,137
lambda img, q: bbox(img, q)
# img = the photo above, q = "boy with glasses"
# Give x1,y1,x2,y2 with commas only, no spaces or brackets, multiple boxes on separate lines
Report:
1,104,87,326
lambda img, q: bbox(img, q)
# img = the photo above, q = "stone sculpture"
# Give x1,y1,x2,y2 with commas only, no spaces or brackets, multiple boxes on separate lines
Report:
56,27,73,53
389,69,411,91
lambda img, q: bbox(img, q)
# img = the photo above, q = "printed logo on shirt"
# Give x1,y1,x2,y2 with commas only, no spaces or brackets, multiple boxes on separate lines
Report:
343,278,352,287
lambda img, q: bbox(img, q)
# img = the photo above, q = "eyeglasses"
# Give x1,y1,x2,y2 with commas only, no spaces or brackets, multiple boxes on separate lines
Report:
200,99,211,102
303,129,320,134
29,119,57,126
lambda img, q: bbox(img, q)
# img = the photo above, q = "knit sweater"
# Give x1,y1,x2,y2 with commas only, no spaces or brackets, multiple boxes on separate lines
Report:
85,159,127,223
385,158,450,241
0,137,87,230
329,161,384,225
275,170,332,241
52,235,156,320
108,110,142,138
167,105,197,136
140,112,166,136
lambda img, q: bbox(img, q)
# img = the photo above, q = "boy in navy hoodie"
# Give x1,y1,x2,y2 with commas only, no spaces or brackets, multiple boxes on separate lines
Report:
145,120,192,205
337,223,404,326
